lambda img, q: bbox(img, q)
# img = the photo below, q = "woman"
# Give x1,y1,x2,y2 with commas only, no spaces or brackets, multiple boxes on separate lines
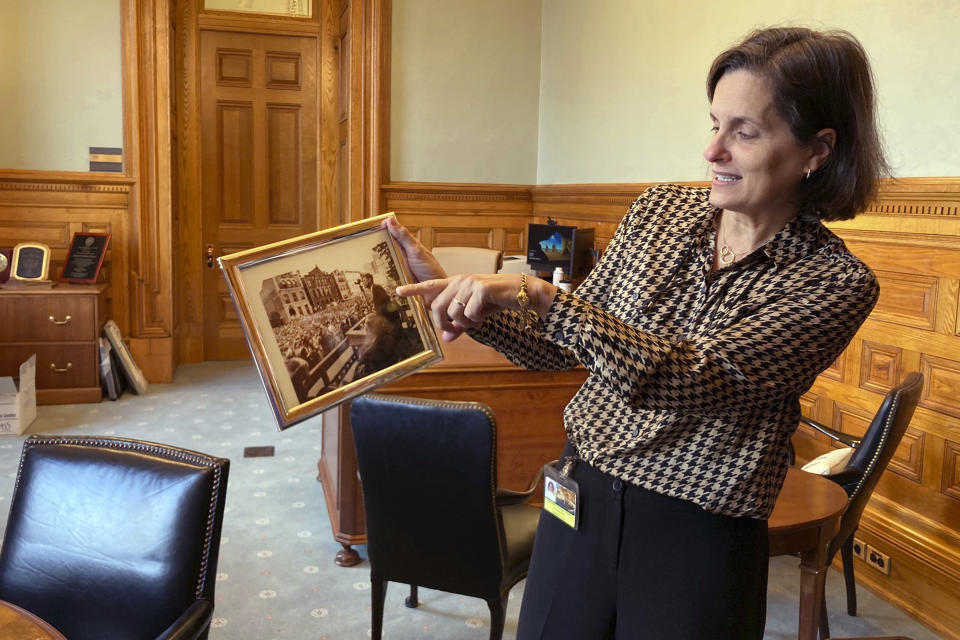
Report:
387,26,885,639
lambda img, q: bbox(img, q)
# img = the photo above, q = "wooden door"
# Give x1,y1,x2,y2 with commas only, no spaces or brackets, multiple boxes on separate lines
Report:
200,30,319,359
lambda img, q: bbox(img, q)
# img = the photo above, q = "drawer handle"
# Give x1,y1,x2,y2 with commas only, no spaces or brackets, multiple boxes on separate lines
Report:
49,314,72,325
50,362,73,373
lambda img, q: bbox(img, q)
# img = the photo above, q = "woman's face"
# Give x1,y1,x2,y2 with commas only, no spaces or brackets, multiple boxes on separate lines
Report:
704,70,815,221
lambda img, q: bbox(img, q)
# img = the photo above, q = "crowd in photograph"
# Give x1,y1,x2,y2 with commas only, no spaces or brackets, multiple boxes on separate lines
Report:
272,272,422,404
274,297,366,369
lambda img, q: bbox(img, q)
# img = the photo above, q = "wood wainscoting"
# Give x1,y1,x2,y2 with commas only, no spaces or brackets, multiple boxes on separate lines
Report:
800,177,960,639
382,177,960,639
382,182,534,253
0,172,132,340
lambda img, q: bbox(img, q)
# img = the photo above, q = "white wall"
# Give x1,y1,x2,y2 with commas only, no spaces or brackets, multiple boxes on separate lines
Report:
390,0,542,184
389,0,960,184
537,0,960,183
0,0,123,172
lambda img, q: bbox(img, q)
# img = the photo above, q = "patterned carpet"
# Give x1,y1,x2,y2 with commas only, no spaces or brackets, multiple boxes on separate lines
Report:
0,360,945,639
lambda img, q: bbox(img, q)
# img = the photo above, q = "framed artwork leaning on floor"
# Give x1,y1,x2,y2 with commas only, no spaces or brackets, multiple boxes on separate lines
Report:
219,213,443,430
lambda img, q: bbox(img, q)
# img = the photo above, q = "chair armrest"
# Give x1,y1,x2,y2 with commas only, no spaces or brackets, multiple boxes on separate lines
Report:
496,461,551,506
799,417,861,448
155,600,214,640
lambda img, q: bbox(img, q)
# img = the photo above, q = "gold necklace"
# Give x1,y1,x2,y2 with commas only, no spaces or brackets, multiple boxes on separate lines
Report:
717,223,768,265
718,238,737,265
718,226,743,265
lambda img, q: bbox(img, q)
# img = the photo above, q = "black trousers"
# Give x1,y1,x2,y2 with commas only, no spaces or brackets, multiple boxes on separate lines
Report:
517,457,768,640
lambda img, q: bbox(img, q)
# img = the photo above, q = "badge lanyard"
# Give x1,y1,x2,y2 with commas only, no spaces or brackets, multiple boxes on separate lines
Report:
543,456,580,529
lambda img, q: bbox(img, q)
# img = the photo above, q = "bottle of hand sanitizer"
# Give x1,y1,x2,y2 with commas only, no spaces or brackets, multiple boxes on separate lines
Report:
552,266,563,286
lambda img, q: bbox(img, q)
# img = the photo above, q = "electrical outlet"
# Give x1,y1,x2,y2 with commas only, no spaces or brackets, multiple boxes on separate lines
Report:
865,545,891,575
851,537,867,561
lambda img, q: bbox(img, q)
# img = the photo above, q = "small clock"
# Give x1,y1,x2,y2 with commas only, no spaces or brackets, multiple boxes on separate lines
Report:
11,242,52,282
0,248,11,284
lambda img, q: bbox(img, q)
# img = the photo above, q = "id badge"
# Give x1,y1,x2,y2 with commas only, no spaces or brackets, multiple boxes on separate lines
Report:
543,462,580,529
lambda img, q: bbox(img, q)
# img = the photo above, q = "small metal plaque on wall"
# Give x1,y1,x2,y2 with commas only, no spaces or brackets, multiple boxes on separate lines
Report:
89,147,122,172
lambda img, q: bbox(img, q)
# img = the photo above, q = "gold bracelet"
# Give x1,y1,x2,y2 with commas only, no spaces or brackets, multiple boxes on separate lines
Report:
516,273,534,330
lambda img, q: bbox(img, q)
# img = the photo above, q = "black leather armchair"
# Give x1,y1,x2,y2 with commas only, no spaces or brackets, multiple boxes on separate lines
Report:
350,394,542,640
798,372,923,640
0,435,229,640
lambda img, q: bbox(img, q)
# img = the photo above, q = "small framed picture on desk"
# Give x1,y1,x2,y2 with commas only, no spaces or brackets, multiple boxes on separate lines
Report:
11,243,52,283
60,232,110,284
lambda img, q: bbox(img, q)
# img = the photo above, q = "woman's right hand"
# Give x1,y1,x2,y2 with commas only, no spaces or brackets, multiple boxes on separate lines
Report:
382,216,447,283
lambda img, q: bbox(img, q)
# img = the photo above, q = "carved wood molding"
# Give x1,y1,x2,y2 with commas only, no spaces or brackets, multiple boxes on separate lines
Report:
383,176,960,213
123,0,175,343
942,440,960,502
197,11,322,36
382,182,533,202
864,491,960,582
0,181,132,194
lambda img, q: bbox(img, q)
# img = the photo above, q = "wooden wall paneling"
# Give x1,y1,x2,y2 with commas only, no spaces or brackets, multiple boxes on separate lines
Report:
942,439,960,502
177,0,204,364
319,0,340,230
818,178,960,640
341,0,390,226
854,509,960,640
382,182,534,253
125,0,177,382
919,353,960,419
859,340,903,393
0,177,132,338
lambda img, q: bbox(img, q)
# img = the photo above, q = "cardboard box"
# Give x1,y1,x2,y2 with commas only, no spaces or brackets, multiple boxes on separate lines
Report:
0,354,37,435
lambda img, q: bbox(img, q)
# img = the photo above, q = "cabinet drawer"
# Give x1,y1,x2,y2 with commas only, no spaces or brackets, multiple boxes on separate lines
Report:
1,344,98,389
0,295,97,341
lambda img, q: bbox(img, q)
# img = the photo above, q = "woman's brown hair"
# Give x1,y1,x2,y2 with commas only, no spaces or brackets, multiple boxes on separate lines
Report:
707,27,889,221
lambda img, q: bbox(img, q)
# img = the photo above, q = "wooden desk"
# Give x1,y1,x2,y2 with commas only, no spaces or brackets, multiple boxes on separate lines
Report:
0,600,66,640
769,468,849,640
316,333,587,565
0,282,108,404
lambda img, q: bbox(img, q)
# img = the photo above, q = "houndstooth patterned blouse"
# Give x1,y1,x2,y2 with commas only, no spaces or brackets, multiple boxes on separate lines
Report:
469,184,879,519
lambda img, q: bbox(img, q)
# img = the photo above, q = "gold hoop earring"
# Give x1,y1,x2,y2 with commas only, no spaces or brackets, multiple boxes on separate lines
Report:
805,168,811,180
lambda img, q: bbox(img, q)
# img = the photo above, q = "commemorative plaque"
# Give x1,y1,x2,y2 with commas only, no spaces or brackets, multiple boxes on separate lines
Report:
11,243,51,282
60,232,110,284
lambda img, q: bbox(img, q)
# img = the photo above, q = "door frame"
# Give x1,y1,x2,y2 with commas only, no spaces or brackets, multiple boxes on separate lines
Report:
173,0,390,364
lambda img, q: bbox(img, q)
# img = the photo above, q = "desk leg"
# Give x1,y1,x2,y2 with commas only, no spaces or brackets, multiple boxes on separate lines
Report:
796,516,841,640
797,553,828,640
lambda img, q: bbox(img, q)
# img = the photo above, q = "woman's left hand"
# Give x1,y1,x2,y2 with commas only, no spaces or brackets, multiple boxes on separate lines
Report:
397,273,556,342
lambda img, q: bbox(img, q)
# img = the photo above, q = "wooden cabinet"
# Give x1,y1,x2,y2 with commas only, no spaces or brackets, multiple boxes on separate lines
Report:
0,284,107,404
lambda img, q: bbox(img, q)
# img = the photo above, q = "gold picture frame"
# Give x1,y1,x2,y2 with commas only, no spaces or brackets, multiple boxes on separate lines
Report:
11,242,52,282
218,213,443,430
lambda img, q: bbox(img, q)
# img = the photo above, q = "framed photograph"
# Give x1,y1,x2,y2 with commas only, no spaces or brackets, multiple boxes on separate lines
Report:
218,213,443,430
11,243,52,282
102,319,148,395
60,232,110,283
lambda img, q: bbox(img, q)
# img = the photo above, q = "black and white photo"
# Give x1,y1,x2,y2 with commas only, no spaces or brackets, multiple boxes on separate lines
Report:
219,214,442,430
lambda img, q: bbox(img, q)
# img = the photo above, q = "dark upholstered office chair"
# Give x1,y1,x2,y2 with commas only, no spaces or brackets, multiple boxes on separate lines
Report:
350,394,542,640
798,373,923,640
0,435,229,640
